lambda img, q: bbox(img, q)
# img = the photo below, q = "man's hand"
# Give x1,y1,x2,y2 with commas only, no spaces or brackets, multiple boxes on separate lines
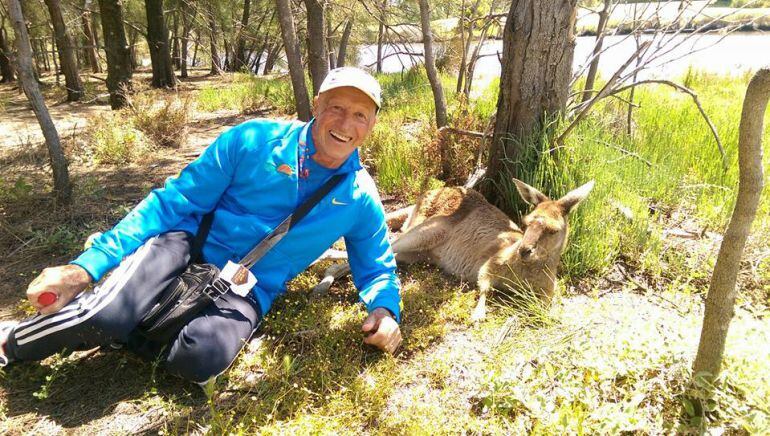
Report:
362,307,402,354
26,265,92,315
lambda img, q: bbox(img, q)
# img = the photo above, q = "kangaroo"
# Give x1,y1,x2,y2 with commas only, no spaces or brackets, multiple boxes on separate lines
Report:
314,178,594,321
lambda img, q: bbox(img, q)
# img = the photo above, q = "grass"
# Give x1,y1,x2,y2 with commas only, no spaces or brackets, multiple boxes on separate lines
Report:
79,90,193,164
1,68,769,434
83,112,151,164
196,73,297,115
129,92,191,149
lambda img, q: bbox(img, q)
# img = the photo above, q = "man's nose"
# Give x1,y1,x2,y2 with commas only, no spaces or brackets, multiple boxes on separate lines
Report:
339,114,354,131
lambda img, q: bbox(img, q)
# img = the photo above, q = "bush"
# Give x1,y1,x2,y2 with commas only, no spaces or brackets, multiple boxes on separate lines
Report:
84,113,150,165
129,92,190,149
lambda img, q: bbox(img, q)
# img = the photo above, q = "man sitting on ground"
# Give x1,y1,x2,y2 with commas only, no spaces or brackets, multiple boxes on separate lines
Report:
0,67,402,387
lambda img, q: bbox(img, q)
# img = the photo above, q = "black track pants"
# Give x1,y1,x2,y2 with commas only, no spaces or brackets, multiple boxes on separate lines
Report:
4,232,262,383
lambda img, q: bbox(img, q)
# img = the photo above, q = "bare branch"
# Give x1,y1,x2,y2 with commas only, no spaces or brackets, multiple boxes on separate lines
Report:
557,40,653,146
608,79,727,170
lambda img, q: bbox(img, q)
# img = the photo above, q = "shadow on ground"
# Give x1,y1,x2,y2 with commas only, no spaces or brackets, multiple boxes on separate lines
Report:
1,348,205,433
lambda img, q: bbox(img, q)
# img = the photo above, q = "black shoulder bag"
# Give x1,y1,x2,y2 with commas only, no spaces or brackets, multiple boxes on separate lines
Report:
138,174,345,343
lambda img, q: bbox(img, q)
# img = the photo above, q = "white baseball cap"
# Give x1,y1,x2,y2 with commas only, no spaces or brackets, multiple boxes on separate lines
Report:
318,67,382,110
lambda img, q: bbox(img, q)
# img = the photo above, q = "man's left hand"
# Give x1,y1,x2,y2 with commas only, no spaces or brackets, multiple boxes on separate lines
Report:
362,307,402,354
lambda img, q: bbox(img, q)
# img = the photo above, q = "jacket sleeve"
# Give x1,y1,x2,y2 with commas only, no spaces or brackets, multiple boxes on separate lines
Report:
344,191,402,323
71,126,242,281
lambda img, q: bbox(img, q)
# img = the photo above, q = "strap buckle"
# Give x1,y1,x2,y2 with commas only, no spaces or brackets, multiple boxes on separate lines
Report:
204,278,231,301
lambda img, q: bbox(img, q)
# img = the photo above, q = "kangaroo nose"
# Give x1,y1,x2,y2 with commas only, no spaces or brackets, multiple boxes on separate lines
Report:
520,246,533,259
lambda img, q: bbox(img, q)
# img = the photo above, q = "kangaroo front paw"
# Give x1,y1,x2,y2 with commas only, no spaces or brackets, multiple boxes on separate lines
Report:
470,301,487,322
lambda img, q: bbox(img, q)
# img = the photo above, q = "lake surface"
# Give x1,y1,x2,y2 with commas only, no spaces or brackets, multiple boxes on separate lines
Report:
359,32,770,94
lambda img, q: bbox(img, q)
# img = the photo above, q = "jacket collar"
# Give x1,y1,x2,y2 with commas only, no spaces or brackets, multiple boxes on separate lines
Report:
299,119,363,175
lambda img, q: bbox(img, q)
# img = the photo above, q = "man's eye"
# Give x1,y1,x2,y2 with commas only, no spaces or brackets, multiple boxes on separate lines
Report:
356,112,367,121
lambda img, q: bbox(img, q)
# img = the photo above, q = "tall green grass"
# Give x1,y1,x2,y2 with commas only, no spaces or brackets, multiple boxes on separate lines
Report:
196,73,296,114
475,70,770,282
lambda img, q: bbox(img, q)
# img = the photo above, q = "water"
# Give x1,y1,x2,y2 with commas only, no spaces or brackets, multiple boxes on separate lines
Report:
359,32,770,93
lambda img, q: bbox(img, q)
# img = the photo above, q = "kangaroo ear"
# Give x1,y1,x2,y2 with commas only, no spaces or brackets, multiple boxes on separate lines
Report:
558,180,595,213
513,178,549,206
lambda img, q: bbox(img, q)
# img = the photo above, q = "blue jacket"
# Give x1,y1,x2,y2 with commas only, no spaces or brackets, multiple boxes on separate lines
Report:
72,119,402,322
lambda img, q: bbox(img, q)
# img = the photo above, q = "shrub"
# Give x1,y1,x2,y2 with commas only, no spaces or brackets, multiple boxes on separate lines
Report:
129,92,190,149
84,113,151,165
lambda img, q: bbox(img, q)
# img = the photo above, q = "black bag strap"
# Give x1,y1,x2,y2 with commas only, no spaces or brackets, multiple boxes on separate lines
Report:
190,211,214,265
239,173,345,269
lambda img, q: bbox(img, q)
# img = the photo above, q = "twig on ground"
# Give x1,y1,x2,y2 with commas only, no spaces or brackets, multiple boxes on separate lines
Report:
4,236,39,259
493,315,520,348
437,126,486,138
596,139,653,167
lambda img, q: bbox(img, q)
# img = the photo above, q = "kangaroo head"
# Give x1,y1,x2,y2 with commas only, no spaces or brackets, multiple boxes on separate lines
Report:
512,178,595,264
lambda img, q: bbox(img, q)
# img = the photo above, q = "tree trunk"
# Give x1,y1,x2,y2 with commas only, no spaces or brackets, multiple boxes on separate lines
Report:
463,16,493,99
582,0,611,103
223,37,231,71
263,39,281,75
180,1,196,78
336,18,352,68
8,0,71,204
485,0,577,209
145,0,176,88
232,0,251,71
326,8,335,70
91,6,100,51
251,41,264,73
44,0,84,101
276,0,311,120
50,29,60,85
457,0,481,94
692,68,769,390
418,0,447,128
305,0,328,94
41,39,51,72
0,24,15,82
127,26,138,70
97,0,133,109
31,39,42,73
171,9,180,70
375,0,385,73
252,33,270,73
191,34,199,67
206,4,222,75
81,0,101,73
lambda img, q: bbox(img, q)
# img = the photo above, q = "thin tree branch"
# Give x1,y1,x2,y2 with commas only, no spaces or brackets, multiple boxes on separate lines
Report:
609,79,727,170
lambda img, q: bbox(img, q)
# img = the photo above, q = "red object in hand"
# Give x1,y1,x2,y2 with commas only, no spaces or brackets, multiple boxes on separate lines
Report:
38,292,58,307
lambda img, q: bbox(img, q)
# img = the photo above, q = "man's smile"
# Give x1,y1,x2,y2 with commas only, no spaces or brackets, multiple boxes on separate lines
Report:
329,130,352,143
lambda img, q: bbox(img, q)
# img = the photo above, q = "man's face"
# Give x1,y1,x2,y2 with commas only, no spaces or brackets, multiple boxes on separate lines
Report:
310,86,378,168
